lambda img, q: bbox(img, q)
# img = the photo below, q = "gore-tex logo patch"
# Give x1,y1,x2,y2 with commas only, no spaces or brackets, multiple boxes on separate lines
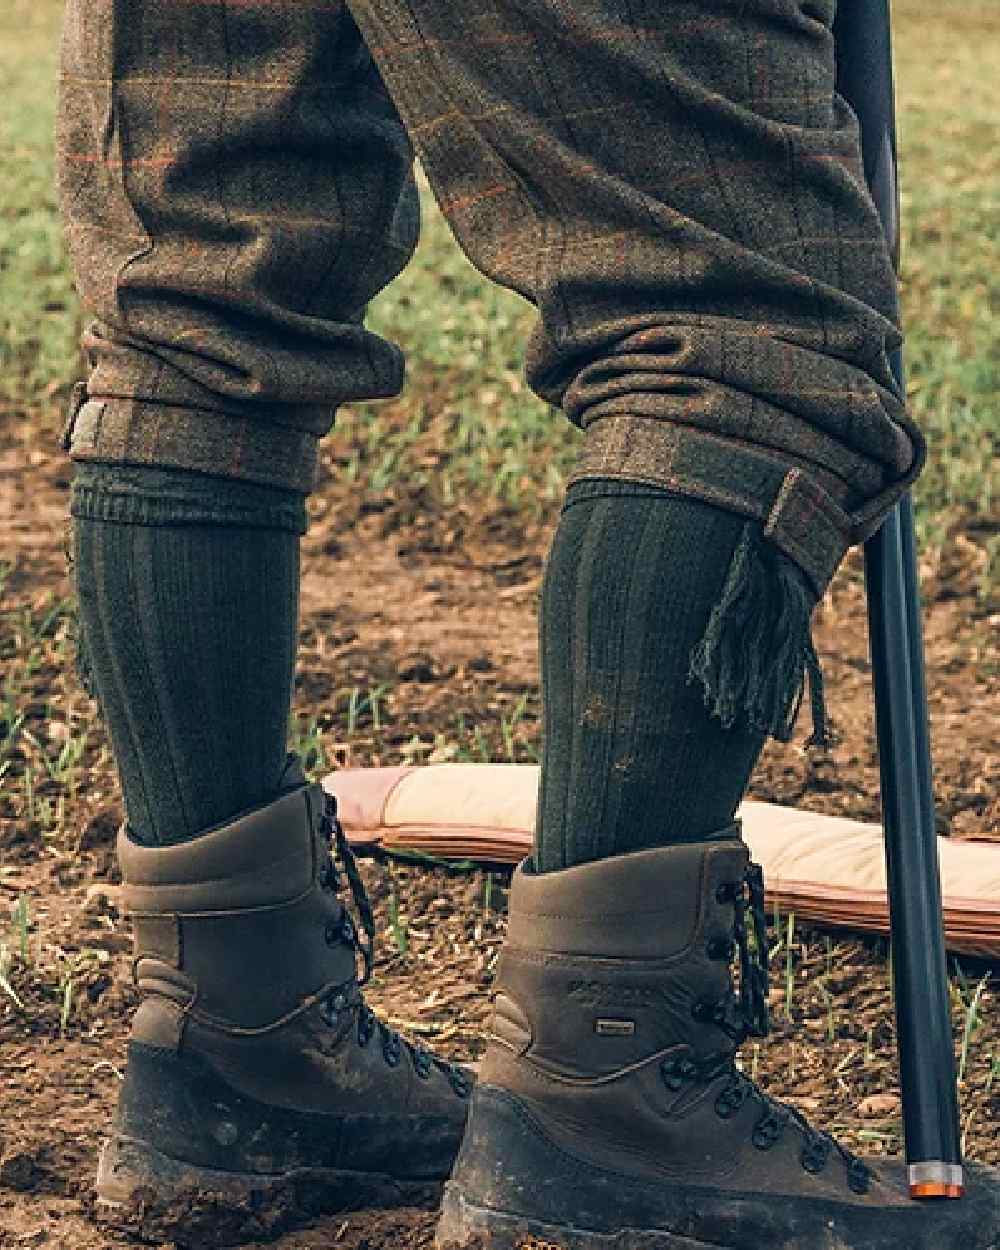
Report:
568,980,659,1007
595,1018,636,1037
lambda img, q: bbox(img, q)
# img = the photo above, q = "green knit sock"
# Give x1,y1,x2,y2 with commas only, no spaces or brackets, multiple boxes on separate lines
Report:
533,480,766,873
69,462,306,846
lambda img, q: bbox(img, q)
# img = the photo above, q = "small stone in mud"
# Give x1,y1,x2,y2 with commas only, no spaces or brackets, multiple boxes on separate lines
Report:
398,651,439,682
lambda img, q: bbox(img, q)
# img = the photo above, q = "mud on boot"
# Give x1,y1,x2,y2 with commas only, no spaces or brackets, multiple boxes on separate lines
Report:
435,838,1000,1250
96,753,472,1242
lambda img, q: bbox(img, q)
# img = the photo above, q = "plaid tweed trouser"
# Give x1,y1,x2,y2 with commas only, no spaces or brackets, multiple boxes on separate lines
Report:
57,0,923,603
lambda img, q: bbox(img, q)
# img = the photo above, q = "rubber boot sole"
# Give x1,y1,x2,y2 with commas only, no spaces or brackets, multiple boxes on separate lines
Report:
436,1186,727,1249
436,1183,1000,1250
96,1132,441,1245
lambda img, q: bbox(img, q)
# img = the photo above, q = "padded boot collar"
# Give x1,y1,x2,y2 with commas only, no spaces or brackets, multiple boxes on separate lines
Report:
506,830,746,960
118,756,362,1034
118,754,323,914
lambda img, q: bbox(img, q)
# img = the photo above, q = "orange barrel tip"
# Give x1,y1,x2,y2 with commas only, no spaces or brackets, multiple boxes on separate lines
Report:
908,1163,964,1200
909,1183,964,1200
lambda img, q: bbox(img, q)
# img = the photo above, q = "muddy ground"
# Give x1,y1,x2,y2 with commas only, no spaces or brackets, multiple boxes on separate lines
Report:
1,426,997,1248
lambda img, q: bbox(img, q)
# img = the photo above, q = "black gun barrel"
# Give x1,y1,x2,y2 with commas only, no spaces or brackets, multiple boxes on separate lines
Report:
832,0,963,1200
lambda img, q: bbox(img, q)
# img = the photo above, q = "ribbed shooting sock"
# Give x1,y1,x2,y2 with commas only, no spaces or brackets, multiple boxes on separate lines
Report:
69,461,305,846
533,480,766,873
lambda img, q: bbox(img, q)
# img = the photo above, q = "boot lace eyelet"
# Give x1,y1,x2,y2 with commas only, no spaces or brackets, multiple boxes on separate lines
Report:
751,1111,786,1151
321,987,352,1030
691,998,714,1022
413,1050,433,1079
383,1039,402,1067
660,1054,700,1093
715,882,738,904
449,1068,472,1098
324,920,340,946
659,1059,685,1092
801,1137,831,1175
706,937,734,960
714,1079,748,1119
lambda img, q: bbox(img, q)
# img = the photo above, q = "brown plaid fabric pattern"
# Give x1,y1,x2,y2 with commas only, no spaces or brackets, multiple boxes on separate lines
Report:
57,0,923,595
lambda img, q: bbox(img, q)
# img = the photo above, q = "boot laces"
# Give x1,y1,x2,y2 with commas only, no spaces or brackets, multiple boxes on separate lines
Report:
318,791,376,985
316,792,471,1099
667,860,871,1195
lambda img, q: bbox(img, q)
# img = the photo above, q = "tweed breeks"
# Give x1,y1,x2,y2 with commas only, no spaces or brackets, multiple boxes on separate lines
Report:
57,0,923,598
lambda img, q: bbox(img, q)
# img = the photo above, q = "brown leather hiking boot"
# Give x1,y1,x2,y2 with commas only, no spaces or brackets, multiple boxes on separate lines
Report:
96,754,471,1224
436,836,1000,1250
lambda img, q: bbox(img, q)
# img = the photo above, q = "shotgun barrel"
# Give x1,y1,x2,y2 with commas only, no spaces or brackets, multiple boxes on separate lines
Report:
832,0,964,1201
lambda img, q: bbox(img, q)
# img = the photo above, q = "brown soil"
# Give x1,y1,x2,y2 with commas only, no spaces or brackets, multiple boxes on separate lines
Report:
1,424,997,1248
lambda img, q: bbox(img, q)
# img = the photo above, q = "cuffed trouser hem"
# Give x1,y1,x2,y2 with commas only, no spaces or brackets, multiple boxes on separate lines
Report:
570,414,920,600
61,387,326,495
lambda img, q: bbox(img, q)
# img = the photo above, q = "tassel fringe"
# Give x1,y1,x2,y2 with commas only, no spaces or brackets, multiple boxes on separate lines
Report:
689,522,829,747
